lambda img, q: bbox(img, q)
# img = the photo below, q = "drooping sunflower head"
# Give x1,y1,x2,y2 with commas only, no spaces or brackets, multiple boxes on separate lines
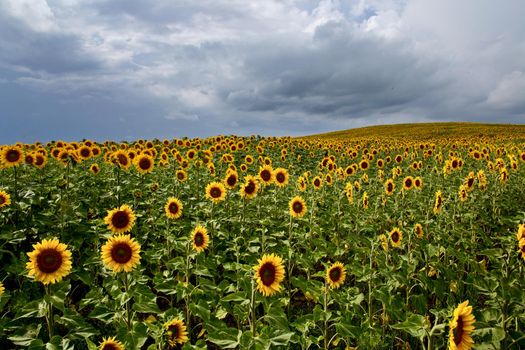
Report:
273,168,289,187
26,238,72,285
384,179,395,195
254,254,285,296
345,182,354,203
99,336,125,350
449,300,476,350
205,182,227,203
0,190,11,208
104,204,136,234
134,153,155,174
362,191,369,209
165,318,189,346
101,234,141,273
191,225,209,253
379,234,389,252
258,165,274,185
0,281,5,296
458,185,468,202
240,175,259,200
165,197,183,220
289,196,307,218
1,145,24,168
414,223,424,239
326,262,346,289
389,227,402,247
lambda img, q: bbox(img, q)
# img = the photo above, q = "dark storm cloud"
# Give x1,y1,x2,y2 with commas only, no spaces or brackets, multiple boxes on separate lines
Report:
0,0,524,143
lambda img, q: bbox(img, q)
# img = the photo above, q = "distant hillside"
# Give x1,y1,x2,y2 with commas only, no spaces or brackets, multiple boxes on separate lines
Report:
302,122,525,141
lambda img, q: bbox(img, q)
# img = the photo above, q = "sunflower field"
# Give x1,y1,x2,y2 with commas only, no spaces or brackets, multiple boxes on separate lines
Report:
1,125,525,349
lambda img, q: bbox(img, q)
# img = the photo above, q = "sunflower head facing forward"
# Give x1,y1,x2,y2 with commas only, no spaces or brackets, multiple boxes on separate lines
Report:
254,254,285,296
165,197,183,220
191,225,209,253
289,196,307,218
104,204,136,234
0,190,11,208
26,238,72,285
101,234,141,273
326,262,346,289
165,318,189,346
205,182,226,203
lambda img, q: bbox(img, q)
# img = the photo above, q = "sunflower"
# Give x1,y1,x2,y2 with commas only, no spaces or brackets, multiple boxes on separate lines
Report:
224,170,239,189
112,150,131,170
389,227,402,247
99,336,125,350
359,159,369,171
165,197,183,219
402,176,414,191
165,318,189,346
448,300,476,350
0,281,5,296
191,225,209,253
0,190,11,208
289,196,307,218
240,175,259,200
313,176,322,190
326,262,346,289
254,254,285,296
90,163,100,175
26,238,72,285
1,145,24,167
433,191,443,214
34,154,47,168
414,177,423,189
384,179,395,196
134,153,155,174
518,238,525,260
104,204,136,234
362,191,369,209
458,185,468,202
273,168,289,187
258,165,274,186
345,182,353,203
414,223,424,239
205,182,226,203
379,234,389,252
101,234,141,273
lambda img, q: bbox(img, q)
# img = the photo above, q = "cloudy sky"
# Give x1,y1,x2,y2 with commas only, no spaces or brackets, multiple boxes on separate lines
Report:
1,0,524,143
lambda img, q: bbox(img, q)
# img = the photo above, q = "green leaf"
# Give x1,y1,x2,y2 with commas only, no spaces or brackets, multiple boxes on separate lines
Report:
390,313,428,339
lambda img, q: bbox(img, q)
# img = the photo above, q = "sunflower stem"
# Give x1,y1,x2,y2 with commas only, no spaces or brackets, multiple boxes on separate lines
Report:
368,241,375,328
323,282,329,350
44,285,54,339
250,278,257,336
185,241,191,330
123,272,132,333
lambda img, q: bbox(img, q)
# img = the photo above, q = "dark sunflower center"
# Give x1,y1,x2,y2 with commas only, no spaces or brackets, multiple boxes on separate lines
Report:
387,183,393,192
329,267,341,282
0,196,5,205
168,202,179,214
111,211,130,229
36,249,63,274
168,324,179,337
259,262,276,286
6,149,21,162
276,173,285,183
452,160,458,168
117,154,128,166
361,162,368,169
35,156,44,166
261,170,271,181
177,173,185,180
314,180,320,186
111,243,133,264
467,178,474,188
227,175,236,186
139,158,151,170
391,231,400,242
437,197,442,208
210,187,222,198
244,181,255,194
292,201,303,213
25,155,34,164
415,179,421,187
405,179,412,187
194,232,204,246
81,148,90,157
102,344,118,350
453,316,464,345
